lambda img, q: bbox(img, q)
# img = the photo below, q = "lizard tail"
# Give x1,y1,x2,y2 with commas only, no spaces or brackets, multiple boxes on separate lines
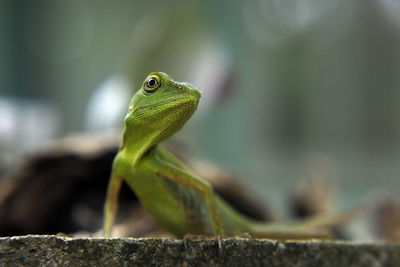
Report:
247,221,333,240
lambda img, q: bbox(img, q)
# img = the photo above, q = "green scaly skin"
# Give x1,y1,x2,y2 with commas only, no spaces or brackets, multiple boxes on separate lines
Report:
103,72,333,240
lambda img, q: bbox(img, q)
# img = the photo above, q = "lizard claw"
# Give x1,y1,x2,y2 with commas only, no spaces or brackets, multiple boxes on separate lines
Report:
183,234,224,256
237,232,252,239
217,235,223,257
182,234,196,249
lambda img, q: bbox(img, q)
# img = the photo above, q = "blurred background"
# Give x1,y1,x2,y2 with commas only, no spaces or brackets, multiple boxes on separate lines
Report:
1,0,400,214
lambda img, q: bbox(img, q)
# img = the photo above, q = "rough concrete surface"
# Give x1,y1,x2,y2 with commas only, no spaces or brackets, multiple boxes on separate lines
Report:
0,235,399,266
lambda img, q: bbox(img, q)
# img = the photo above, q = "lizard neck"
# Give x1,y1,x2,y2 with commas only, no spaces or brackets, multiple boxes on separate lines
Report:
119,123,161,163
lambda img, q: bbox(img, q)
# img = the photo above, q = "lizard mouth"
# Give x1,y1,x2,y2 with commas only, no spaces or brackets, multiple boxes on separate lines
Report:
133,95,198,112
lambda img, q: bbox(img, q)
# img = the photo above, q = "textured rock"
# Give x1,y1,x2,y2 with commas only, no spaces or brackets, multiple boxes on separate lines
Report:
0,235,399,266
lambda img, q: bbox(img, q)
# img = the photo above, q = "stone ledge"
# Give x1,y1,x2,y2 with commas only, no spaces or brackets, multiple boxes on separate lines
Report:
0,235,399,266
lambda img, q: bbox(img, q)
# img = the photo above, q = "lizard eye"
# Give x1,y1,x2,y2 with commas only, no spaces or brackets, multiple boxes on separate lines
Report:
144,76,161,93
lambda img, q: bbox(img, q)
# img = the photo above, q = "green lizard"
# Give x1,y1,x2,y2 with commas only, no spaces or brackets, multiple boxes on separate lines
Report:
103,72,339,240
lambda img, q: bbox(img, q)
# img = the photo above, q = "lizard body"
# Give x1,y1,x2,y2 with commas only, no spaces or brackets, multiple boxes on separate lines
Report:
103,72,331,239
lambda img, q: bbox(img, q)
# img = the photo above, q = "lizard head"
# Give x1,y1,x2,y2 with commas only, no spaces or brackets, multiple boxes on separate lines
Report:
124,72,201,145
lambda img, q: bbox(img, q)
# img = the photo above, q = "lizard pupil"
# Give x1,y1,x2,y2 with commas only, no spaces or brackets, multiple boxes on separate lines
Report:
147,78,157,88
144,76,161,93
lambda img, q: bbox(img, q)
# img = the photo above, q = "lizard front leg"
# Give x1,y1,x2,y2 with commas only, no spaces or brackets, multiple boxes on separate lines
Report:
103,175,123,237
156,168,225,237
